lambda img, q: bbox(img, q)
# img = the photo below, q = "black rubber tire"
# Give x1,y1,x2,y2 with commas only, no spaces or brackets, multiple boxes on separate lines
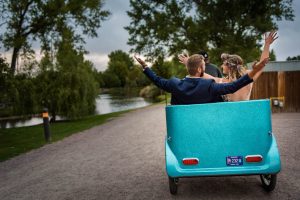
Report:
168,177,178,195
260,174,277,192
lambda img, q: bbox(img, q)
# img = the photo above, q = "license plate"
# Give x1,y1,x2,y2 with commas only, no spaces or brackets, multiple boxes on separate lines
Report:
226,156,243,166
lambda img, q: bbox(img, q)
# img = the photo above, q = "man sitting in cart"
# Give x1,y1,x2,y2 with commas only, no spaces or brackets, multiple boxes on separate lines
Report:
134,55,268,105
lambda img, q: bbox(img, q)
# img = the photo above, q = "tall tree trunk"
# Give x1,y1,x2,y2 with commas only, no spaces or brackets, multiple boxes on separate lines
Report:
10,47,20,74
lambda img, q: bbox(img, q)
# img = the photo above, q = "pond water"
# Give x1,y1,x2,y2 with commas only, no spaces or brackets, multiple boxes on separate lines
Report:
0,88,153,129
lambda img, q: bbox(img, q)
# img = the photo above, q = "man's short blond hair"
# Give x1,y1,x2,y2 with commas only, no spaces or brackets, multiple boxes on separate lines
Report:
187,54,204,76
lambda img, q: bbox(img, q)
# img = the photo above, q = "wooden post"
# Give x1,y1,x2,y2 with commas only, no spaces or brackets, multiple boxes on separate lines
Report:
42,108,51,142
277,72,286,109
278,72,285,96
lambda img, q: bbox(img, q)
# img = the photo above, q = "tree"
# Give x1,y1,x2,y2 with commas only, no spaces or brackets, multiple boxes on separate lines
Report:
286,55,300,61
0,55,12,116
151,57,173,79
0,56,10,92
269,49,277,61
0,55,38,117
102,71,122,88
126,65,150,87
126,0,294,63
106,50,134,87
35,35,99,120
0,0,110,74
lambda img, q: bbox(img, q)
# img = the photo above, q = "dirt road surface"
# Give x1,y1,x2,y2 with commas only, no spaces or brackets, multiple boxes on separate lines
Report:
0,104,299,200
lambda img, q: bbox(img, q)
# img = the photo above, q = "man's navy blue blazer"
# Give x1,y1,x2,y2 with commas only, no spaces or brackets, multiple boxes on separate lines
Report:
143,67,253,105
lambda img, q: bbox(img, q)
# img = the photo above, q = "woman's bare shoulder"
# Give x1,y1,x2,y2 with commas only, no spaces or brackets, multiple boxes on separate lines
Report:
203,73,222,83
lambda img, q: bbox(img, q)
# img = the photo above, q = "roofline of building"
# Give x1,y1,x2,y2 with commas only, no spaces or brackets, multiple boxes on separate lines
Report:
246,60,300,72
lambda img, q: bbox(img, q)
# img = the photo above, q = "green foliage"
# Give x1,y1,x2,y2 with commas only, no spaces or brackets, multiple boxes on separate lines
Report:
0,56,38,117
286,55,300,61
12,74,38,115
152,57,187,79
106,50,134,86
0,56,12,116
95,71,105,88
36,42,99,120
35,68,61,120
139,84,161,99
127,65,151,87
140,58,188,100
152,57,173,79
126,0,294,63
102,71,122,88
0,0,110,73
269,49,277,61
57,64,98,119
0,40,100,120
99,50,150,88
0,56,10,93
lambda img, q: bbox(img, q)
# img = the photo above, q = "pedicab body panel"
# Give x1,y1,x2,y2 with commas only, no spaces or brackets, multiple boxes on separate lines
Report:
165,99,281,178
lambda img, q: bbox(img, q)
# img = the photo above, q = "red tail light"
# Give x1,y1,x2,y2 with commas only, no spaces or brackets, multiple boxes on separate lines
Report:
182,158,199,165
245,155,263,162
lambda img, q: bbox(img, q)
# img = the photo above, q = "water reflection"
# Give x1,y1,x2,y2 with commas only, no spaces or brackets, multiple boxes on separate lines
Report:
0,116,64,129
0,117,42,129
1,88,153,128
96,94,151,114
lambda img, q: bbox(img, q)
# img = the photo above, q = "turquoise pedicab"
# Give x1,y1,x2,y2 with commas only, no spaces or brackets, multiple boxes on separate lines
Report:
165,99,281,194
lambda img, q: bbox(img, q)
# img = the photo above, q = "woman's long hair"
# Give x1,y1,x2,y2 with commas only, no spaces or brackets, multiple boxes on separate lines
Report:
221,53,247,81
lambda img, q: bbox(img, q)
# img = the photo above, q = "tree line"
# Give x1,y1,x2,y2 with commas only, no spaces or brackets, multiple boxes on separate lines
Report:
0,47,99,120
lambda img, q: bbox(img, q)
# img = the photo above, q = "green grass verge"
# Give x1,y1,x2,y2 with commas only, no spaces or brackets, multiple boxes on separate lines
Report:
0,110,129,162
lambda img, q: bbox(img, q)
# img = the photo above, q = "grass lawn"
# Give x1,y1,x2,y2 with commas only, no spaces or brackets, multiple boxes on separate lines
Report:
0,110,129,162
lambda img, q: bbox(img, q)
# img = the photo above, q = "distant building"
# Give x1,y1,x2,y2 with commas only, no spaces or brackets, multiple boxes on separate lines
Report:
247,61,300,112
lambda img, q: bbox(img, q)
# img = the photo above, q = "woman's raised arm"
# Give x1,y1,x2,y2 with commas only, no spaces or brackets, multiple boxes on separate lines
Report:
253,31,278,81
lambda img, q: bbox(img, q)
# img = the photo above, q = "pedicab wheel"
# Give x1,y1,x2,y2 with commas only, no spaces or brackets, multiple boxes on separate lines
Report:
168,177,178,195
260,174,277,192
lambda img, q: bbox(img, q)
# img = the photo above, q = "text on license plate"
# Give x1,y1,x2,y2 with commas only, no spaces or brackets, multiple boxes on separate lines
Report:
226,156,243,166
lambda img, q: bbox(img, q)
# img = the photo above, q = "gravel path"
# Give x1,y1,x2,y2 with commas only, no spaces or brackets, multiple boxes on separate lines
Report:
0,104,299,200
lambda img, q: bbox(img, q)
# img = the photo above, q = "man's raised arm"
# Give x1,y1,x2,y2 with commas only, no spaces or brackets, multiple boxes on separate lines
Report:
134,55,173,93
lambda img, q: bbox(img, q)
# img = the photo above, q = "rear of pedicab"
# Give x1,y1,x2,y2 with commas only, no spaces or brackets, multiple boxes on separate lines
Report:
165,99,281,194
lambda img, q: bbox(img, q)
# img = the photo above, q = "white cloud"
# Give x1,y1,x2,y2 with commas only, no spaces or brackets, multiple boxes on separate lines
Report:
84,53,109,71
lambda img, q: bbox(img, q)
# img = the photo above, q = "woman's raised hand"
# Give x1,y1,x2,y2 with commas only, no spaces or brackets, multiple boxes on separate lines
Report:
252,57,270,71
264,31,278,45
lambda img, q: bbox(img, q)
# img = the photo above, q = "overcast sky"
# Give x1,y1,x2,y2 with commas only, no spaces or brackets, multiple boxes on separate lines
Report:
85,0,300,71
1,0,300,71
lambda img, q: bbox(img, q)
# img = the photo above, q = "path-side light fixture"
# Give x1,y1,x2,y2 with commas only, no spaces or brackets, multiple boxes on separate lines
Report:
273,99,279,106
279,101,284,108
270,97,285,108
42,108,51,142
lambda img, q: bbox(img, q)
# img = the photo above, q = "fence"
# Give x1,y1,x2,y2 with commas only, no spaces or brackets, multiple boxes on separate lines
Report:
249,61,300,112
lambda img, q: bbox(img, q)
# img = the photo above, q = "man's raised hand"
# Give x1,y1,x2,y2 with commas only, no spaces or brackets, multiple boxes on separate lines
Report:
134,55,147,69
178,54,189,65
